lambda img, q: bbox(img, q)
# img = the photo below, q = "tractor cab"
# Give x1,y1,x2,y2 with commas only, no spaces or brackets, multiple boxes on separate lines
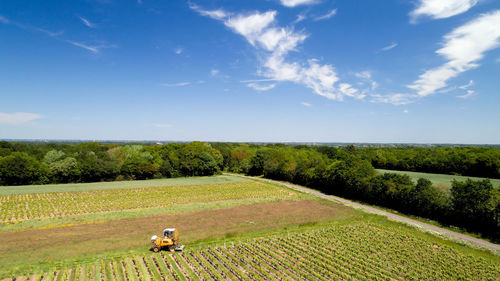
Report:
163,228,177,240
150,227,183,252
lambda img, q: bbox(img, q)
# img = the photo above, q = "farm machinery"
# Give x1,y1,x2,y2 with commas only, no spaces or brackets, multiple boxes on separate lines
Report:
150,228,185,252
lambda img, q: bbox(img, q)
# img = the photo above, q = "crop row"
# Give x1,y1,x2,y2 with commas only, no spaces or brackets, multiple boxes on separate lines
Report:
7,222,499,280
0,182,296,222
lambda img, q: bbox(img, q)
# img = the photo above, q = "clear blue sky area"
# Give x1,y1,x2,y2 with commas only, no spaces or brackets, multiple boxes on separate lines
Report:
1,0,499,143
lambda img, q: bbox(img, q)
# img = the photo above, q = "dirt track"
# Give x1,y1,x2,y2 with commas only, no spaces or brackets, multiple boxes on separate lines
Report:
227,173,500,253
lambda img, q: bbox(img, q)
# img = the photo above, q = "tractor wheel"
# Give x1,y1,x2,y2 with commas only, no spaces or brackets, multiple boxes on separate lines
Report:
167,245,174,252
153,246,161,253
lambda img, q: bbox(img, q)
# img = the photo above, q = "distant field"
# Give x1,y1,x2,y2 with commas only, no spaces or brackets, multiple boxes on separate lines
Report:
6,221,499,281
376,169,500,189
0,175,248,195
0,181,301,222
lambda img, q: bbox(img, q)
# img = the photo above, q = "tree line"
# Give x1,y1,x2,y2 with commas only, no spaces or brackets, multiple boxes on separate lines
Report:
1,141,499,240
0,141,222,185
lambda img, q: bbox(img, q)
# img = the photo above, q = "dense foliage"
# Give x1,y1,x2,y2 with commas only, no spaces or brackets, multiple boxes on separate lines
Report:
352,146,500,178
1,141,499,239
0,141,222,185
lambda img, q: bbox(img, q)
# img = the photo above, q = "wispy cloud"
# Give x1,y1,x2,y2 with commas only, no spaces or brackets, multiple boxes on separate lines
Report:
0,15,112,54
191,4,362,101
152,123,172,128
459,80,474,90
380,42,398,52
370,93,417,105
174,47,183,55
354,71,371,80
189,3,229,20
66,40,100,53
247,83,276,91
162,82,192,87
210,69,219,76
457,90,476,99
403,109,409,114
78,16,95,28
0,112,42,125
0,15,9,24
301,102,312,107
410,0,478,23
314,9,337,21
280,0,319,8
408,10,500,97
293,13,307,24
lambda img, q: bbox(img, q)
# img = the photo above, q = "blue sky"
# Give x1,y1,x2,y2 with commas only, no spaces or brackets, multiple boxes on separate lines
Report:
1,0,500,143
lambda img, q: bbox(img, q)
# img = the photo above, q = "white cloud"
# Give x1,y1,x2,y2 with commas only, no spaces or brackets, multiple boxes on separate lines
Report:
301,102,312,107
66,40,100,53
224,11,277,45
457,89,476,99
174,47,183,55
0,112,42,125
314,9,337,21
189,3,229,20
78,16,95,28
354,71,371,80
247,83,276,91
280,0,319,8
381,42,398,52
370,93,418,105
192,6,361,101
403,109,409,113
162,82,192,87
408,10,500,97
0,15,9,24
210,69,219,76
410,0,478,22
152,123,172,128
293,13,307,24
459,80,474,89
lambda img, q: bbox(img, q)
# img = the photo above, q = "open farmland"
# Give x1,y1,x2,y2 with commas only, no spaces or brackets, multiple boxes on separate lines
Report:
6,221,500,281
0,175,247,195
0,175,499,280
376,169,500,190
0,181,300,222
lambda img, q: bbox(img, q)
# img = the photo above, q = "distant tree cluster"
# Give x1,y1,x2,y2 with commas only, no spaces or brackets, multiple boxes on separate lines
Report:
347,146,500,179
0,141,222,185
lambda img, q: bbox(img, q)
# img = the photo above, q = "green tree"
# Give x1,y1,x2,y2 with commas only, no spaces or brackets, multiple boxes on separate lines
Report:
0,152,49,185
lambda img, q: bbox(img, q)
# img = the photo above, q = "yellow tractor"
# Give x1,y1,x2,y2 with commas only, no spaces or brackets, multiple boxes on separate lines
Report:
150,228,184,252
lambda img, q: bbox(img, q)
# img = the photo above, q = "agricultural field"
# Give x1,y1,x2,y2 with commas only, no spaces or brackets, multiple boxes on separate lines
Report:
0,175,247,195
5,221,500,281
376,169,500,190
0,174,499,280
0,181,300,222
